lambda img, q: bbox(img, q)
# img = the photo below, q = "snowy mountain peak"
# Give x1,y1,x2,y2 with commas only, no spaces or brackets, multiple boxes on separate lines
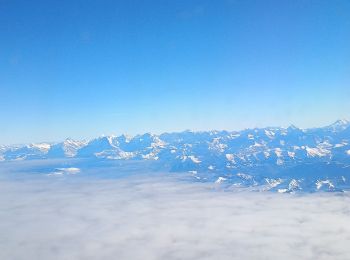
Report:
287,124,299,131
28,143,51,152
327,119,350,132
334,119,349,125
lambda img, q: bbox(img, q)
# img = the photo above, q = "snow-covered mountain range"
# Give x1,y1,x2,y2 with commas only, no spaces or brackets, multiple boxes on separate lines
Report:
1,120,350,192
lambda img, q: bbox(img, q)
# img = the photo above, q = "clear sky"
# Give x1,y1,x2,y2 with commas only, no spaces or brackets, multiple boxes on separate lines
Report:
1,0,350,144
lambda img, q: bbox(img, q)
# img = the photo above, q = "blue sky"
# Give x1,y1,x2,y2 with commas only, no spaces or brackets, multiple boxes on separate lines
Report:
1,0,350,144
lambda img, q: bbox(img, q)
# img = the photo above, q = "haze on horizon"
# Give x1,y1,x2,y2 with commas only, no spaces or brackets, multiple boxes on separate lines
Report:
1,0,350,144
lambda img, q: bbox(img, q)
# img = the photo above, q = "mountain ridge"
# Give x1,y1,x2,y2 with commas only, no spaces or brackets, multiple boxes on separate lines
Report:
1,120,350,192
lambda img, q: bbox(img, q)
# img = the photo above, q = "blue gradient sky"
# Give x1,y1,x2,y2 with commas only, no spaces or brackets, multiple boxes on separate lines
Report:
1,0,350,144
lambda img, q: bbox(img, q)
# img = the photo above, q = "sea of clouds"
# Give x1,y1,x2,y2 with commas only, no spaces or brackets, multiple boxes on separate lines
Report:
1,163,350,260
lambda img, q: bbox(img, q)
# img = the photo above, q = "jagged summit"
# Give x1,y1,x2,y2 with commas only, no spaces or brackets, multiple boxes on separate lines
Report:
334,119,349,125
330,119,350,130
326,119,350,132
287,124,299,130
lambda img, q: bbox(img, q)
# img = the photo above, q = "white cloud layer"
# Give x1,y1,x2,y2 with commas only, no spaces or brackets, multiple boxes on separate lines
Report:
1,174,350,260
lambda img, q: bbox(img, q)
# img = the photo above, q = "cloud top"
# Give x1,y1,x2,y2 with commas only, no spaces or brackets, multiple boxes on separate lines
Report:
0,173,350,260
